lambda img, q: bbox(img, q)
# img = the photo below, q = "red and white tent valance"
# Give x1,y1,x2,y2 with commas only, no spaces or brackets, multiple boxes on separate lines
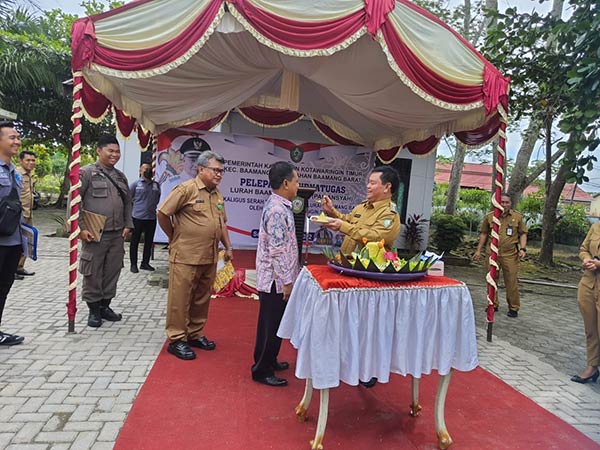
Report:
72,0,509,159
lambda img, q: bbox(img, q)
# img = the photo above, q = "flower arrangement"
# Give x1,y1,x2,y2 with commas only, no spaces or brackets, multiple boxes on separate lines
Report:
323,238,442,274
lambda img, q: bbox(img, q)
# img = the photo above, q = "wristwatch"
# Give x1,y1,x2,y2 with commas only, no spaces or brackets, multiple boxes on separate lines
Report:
520,248,526,253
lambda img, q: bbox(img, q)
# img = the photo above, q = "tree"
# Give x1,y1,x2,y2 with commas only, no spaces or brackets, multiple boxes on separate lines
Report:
484,0,598,264
0,1,122,205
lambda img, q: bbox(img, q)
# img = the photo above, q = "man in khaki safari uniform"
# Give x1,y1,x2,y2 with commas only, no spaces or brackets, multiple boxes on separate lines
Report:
322,166,401,255
79,135,133,328
473,193,527,318
157,150,233,361
16,150,36,278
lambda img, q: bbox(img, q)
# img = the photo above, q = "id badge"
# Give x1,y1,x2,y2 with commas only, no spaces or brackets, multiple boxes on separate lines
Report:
506,226,513,236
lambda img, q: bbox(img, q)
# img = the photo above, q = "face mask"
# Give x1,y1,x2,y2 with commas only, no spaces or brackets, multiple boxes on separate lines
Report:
143,169,152,179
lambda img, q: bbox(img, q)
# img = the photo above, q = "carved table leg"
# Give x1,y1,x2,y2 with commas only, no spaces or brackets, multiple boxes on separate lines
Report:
409,375,422,417
309,388,329,450
435,370,453,450
295,378,313,422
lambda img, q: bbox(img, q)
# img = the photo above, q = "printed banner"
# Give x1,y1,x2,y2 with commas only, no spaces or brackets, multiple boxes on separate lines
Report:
155,131,374,247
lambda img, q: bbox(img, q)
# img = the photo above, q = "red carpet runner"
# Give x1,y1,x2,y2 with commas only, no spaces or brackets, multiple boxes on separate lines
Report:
115,297,600,450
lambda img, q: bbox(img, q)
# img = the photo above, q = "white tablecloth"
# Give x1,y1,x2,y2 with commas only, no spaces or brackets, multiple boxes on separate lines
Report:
277,266,479,389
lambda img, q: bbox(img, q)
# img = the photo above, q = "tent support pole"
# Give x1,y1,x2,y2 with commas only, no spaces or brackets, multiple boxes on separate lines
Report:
486,106,508,342
67,72,84,333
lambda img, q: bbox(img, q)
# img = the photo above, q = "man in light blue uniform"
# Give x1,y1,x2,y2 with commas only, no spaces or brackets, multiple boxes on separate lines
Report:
0,122,25,346
129,162,161,273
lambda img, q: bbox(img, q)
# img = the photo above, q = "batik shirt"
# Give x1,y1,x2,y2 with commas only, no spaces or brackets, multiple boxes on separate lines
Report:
256,193,300,293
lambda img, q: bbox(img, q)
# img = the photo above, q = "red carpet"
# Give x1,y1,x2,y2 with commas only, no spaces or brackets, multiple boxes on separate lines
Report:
115,297,600,450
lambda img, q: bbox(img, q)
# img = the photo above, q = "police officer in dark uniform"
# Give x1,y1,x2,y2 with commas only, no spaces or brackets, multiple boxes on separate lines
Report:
79,135,133,328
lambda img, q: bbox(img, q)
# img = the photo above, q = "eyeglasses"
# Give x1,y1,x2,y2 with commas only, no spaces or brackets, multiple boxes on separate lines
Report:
203,166,224,175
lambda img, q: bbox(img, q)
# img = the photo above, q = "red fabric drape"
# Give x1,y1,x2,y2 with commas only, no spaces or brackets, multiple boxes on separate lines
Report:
72,0,222,71
381,23,482,106
229,0,365,50
376,147,399,161
455,114,501,146
81,79,111,119
364,0,396,36
396,0,508,113
406,136,439,155
239,106,302,127
179,112,229,131
313,120,360,146
137,126,151,149
71,18,97,71
114,108,136,137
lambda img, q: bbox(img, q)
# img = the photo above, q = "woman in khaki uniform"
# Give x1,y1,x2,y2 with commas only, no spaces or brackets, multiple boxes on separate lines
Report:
572,222,600,384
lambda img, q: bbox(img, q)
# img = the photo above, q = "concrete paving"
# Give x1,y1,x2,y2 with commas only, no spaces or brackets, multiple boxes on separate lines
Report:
0,209,599,449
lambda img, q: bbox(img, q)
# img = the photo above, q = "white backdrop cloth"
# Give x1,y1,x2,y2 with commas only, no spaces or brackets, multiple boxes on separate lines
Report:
278,267,479,389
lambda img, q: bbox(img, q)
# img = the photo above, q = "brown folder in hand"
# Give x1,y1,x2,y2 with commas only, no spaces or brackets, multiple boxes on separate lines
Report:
81,210,106,242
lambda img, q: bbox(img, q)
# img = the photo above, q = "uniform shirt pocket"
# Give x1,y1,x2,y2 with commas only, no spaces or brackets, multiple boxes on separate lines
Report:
0,176,11,197
91,180,109,198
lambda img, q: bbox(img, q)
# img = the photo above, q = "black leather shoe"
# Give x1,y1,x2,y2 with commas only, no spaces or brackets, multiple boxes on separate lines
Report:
100,306,122,322
188,336,216,351
167,341,196,360
507,310,518,318
87,310,102,328
253,375,288,387
140,263,155,271
359,377,378,388
570,370,599,384
130,265,139,273
485,306,499,312
16,269,35,276
14,273,24,280
0,331,25,346
274,361,289,371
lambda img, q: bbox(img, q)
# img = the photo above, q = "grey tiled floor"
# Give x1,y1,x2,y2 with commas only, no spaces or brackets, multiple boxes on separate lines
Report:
0,209,598,449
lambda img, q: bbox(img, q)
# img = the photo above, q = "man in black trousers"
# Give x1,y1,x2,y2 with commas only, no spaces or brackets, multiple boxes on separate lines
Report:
129,162,160,273
251,162,300,387
0,122,25,346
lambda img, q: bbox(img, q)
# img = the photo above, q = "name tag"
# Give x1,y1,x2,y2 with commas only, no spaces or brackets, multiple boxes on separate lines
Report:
506,226,513,236
354,214,362,218
195,199,205,203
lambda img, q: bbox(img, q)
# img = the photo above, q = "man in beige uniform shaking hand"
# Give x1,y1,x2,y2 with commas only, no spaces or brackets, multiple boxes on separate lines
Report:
157,150,233,361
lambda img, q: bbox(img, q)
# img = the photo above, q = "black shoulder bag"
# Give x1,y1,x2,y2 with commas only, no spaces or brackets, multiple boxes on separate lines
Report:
0,172,23,236
99,168,127,204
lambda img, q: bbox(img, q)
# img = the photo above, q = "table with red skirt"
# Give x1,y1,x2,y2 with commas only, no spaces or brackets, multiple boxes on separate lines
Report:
277,265,479,450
